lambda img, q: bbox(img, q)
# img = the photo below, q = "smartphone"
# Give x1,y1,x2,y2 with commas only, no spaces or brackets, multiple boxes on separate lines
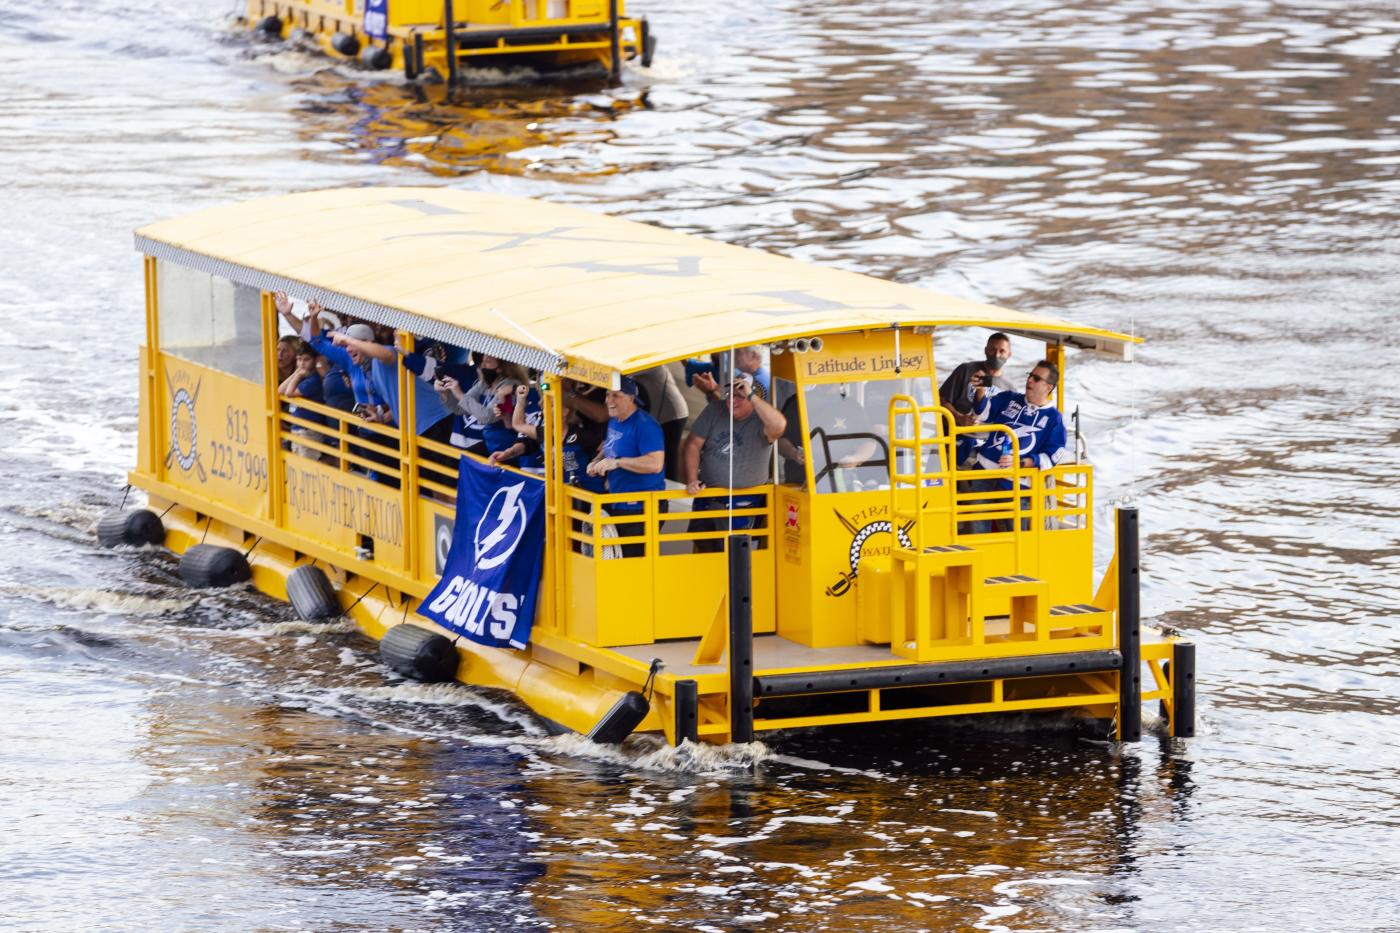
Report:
684,359,715,387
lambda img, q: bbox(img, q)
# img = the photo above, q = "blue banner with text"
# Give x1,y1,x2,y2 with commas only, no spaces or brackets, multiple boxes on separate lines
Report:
363,0,388,40
418,459,545,650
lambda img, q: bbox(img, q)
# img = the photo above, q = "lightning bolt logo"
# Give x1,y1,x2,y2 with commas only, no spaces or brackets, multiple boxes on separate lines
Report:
474,482,528,570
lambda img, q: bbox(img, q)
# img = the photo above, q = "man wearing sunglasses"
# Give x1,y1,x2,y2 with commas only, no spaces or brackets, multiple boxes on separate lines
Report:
968,361,1067,531
971,361,1065,470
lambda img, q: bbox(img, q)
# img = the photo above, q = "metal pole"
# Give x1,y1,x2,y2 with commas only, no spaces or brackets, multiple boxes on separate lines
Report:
443,0,458,86
607,0,621,85
1171,641,1196,737
1117,507,1141,742
728,534,754,743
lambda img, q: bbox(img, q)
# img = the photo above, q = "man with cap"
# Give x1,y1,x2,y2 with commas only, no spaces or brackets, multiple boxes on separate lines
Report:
587,376,667,558
683,372,786,552
302,303,378,409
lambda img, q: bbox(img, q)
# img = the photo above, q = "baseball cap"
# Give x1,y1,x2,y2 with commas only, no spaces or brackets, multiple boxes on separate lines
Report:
617,375,640,396
344,323,374,342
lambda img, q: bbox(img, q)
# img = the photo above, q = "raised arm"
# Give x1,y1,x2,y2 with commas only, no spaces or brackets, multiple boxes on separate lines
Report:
273,291,302,334
331,332,395,363
745,387,787,442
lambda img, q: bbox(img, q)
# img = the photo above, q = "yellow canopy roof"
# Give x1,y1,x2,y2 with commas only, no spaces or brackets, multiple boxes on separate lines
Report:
135,186,1137,382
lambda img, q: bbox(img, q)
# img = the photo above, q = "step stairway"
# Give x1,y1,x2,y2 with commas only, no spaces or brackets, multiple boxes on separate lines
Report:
890,545,1112,662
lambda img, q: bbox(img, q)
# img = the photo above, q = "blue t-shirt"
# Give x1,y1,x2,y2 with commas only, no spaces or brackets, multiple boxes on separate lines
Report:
752,364,771,399
369,357,452,436
308,332,373,406
603,408,666,509
321,367,355,411
403,353,480,446
290,373,324,426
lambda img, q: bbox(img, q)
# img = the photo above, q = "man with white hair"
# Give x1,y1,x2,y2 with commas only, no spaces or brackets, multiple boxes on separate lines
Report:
683,373,786,552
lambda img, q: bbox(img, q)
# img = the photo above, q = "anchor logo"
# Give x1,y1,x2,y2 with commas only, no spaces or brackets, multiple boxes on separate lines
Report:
164,370,207,482
825,507,913,597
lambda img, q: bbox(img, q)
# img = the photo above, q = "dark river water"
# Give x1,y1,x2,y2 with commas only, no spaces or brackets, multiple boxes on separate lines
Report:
2,1,1398,930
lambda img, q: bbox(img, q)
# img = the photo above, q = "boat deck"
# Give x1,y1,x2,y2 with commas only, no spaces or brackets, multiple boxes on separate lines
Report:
610,619,1031,678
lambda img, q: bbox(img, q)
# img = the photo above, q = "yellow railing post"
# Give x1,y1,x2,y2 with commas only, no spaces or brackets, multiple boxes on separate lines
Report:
261,291,285,529
143,256,163,483
399,332,419,580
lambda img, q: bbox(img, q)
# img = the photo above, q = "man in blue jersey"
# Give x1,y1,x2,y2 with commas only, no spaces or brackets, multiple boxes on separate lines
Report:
970,360,1067,531
587,376,667,557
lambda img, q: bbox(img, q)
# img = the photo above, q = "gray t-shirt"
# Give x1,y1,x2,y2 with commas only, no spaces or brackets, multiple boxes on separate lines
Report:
691,401,774,488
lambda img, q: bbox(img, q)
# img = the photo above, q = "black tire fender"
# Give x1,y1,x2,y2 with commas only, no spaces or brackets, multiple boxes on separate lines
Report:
379,624,459,683
286,564,340,620
360,45,392,70
331,31,361,57
96,509,165,548
179,544,252,589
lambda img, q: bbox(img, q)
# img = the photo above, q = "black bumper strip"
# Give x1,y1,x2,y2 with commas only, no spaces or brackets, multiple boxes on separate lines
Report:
753,649,1123,697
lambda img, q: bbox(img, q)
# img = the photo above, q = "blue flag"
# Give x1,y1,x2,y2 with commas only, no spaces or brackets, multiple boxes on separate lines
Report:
418,458,546,650
363,0,388,40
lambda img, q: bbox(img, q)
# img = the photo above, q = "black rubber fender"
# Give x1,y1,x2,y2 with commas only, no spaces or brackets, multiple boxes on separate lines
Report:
587,690,650,744
640,18,656,68
255,15,283,37
360,44,392,70
331,31,360,57
379,624,459,683
96,509,165,548
179,544,251,589
286,564,340,620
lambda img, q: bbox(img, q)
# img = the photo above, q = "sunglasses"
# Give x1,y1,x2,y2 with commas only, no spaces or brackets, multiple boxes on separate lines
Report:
1027,373,1050,384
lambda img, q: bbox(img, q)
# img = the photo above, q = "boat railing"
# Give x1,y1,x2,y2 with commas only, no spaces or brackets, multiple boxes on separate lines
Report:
559,485,777,646
888,395,1094,582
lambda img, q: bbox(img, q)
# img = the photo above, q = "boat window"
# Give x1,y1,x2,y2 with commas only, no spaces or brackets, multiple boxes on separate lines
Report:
802,376,937,493
155,260,264,383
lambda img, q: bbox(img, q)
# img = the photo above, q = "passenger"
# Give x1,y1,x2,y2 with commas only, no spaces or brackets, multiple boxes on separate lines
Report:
632,365,689,482
277,340,325,461
561,379,608,425
694,346,771,402
275,334,299,386
682,373,786,553
969,360,1066,531
302,303,377,408
940,332,1013,466
400,343,474,449
436,355,527,454
327,329,454,447
586,377,666,558
735,345,771,399
316,353,356,413
481,378,525,464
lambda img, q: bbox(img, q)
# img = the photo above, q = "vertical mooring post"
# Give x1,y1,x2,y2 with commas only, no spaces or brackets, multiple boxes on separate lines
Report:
1117,507,1142,742
674,679,699,746
607,0,621,85
443,0,458,86
1171,641,1196,738
728,534,755,744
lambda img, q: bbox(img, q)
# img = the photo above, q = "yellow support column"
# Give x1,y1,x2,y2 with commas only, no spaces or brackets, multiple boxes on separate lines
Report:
399,332,420,580
261,291,285,529
142,257,163,481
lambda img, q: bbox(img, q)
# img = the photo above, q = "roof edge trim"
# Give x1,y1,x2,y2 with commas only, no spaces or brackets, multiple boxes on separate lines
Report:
133,234,564,374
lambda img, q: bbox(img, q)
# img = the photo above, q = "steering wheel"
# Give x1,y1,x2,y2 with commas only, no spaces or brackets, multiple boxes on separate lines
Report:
809,427,890,493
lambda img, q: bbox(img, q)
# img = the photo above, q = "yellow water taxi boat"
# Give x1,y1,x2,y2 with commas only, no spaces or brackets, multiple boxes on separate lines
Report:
105,187,1194,746
245,0,652,81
